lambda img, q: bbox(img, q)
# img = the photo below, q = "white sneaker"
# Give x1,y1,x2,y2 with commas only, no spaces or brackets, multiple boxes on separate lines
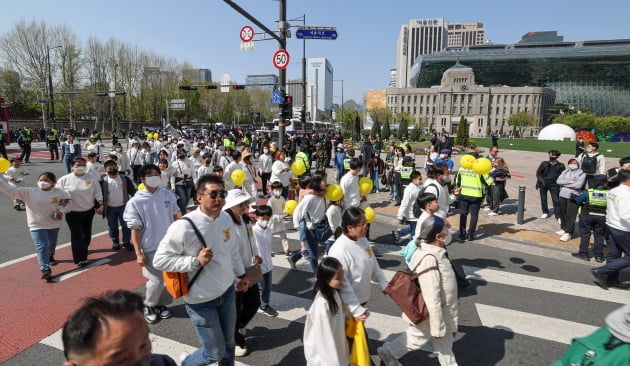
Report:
488,212,498,216
377,346,402,366
560,233,571,242
540,213,549,219
483,207,491,211
179,352,190,364
235,345,248,357
556,230,566,235
558,218,562,224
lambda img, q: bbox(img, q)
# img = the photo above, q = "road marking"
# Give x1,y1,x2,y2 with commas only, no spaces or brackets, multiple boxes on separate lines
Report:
475,303,599,345
0,231,109,269
50,258,111,282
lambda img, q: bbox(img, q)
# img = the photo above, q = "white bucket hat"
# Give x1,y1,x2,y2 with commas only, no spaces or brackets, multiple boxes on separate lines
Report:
222,189,253,211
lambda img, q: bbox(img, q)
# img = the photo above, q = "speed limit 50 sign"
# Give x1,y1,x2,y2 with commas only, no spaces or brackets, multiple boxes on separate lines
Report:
272,49,290,70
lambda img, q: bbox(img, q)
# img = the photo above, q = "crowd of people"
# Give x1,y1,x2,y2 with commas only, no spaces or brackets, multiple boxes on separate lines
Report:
2,126,629,365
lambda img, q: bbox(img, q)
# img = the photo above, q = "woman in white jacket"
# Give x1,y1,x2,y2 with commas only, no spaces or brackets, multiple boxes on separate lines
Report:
378,215,459,366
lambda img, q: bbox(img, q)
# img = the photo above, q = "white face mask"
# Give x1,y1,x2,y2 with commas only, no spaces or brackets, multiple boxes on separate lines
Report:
273,191,282,197
263,149,269,154
73,166,86,174
441,175,451,183
259,220,269,228
144,176,161,188
38,181,51,189
569,165,578,170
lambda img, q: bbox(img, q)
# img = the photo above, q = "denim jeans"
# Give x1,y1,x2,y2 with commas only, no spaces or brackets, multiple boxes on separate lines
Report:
290,221,318,273
258,271,273,307
398,220,417,238
105,205,131,243
371,172,380,192
30,228,60,271
183,286,236,366
175,184,192,214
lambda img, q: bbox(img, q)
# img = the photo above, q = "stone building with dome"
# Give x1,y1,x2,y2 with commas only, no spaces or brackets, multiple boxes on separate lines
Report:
385,62,556,137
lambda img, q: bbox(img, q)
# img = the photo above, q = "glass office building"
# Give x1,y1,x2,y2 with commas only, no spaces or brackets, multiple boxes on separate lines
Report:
409,39,630,116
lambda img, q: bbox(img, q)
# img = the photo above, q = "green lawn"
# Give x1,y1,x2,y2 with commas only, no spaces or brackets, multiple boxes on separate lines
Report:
469,138,630,159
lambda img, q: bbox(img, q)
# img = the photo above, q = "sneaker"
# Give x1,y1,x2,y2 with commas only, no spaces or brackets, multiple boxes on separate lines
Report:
467,232,476,241
123,242,134,251
40,268,52,280
112,242,121,250
458,232,466,241
559,233,571,242
287,257,297,271
235,345,248,357
144,306,159,324
377,346,401,366
557,218,562,225
540,213,549,219
49,256,58,266
391,230,400,242
590,269,608,290
571,252,589,261
260,306,279,317
483,206,491,211
556,230,566,235
179,352,190,364
155,305,172,319
594,256,605,263
77,260,89,267
238,328,246,336
488,212,498,216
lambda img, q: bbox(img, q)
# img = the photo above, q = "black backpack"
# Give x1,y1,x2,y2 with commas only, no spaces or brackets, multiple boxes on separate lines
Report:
412,183,440,218
581,153,600,174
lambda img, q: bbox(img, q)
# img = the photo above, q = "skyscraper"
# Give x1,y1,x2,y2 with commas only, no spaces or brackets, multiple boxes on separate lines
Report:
307,57,333,120
447,22,486,48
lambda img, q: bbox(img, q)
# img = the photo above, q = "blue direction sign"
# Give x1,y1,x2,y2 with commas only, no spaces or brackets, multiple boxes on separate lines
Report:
296,27,338,40
270,90,284,105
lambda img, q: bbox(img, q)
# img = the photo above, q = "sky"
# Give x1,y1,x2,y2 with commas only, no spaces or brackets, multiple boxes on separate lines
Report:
3,0,630,104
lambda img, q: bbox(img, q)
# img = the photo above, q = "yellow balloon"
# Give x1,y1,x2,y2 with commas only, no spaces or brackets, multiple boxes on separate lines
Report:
0,158,10,173
459,154,476,170
137,183,145,190
326,184,344,201
364,206,376,223
231,169,246,185
291,161,306,176
285,200,298,215
358,177,374,195
473,158,493,175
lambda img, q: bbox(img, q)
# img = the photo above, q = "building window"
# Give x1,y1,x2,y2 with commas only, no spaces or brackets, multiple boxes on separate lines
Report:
518,95,522,104
420,95,424,103
496,107,500,114
453,94,458,103
480,107,484,114
452,106,457,114
414,96,417,103
481,94,484,103
401,96,405,104
468,94,473,103
510,95,515,104
468,107,472,114
526,95,530,104
432,107,436,114
495,119,499,126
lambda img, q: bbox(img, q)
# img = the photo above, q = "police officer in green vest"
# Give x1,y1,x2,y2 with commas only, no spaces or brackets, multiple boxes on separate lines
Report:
454,163,493,241
343,149,355,176
18,128,33,163
295,144,310,175
400,155,415,189
574,175,608,262
0,130,7,159
46,130,60,160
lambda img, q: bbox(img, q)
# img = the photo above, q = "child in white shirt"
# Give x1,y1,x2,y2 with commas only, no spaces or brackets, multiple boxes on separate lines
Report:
4,158,28,210
269,181,291,255
253,205,279,317
324,199,343,254
86,152,104,177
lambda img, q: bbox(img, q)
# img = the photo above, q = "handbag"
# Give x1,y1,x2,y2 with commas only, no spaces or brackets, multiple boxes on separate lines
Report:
380,172,388,186
383,254,438,324
162,217,206,299
245,224,263,285
176,162,194,188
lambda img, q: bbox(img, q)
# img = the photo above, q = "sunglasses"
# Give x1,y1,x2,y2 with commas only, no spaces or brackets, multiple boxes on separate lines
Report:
203,190,228,199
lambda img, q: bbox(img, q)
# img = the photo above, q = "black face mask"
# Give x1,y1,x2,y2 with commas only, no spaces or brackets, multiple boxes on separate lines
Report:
107,170,118,176
549,156,558,161
178,155,185,159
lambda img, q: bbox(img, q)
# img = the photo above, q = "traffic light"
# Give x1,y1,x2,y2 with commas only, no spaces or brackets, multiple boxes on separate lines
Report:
178,85,198,90
204,85,217,89
232,85,246,90
281,95,293,120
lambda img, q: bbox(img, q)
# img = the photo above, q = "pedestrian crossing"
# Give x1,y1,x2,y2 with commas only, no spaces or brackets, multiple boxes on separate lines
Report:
31,231,626,365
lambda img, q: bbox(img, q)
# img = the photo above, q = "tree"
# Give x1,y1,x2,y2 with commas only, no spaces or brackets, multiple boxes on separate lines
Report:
397,113,413,139
562,113,595,130
507,111,538,137
455,116,469,146
381,120,391,140
410,123,421,141
370,119,381,138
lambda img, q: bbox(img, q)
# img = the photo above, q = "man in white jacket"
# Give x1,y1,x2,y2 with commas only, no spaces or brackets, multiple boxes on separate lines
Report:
153,174,249,366
123,164,181,324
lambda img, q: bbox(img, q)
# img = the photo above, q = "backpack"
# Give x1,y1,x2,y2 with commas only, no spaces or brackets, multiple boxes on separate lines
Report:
581,153,600,174
551,327,630,366
412,183,440,218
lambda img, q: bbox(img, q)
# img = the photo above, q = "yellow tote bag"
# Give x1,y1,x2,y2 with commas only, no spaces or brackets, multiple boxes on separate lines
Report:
345,317,370,366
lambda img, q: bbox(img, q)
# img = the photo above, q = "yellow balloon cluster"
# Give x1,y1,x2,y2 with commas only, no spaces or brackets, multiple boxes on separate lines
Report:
358,177,374,195
473,158,492,175
459,154,476,170
326,184,344,201
291,161,306,176
231,169,246,185
364,206,376,223
0,158,10,173
285,200,298,215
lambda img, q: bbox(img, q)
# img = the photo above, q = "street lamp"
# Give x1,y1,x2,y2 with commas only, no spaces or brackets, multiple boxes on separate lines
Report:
333,79,344,125
47,45,62,127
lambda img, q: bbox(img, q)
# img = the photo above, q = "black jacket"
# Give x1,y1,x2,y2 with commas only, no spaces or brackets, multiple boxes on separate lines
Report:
535,160,565,189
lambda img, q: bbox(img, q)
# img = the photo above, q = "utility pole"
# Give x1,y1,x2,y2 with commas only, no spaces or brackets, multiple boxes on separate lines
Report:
46,45,62,128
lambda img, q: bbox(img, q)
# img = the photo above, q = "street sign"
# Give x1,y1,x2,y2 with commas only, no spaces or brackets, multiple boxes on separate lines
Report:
270,90,284,105
240,25,254,42
273,49,290,70
296,27,338,40
170,99,185,110
38,99,48,104
240,41,254,51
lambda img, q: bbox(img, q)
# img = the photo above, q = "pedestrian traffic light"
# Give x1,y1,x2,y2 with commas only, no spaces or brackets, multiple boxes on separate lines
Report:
232,85,246,90
179,86,198,90
204,85,217,89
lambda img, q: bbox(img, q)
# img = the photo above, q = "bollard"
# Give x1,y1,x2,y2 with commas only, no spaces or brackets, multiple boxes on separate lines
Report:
517,185,526,224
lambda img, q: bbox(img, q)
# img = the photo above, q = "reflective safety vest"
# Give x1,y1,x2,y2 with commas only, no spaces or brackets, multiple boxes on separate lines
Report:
223,138,235,150
400,166,413,180
456,168,492,198
47,134,58,143
343,158,351,171
243,136,250,146
295,152,310,169
580,188,607,216
51,128,58,137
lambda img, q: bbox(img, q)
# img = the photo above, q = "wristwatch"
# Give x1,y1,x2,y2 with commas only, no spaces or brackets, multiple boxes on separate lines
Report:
192,257,201,269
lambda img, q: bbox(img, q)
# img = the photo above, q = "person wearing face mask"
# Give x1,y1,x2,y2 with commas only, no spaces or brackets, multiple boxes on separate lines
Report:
434,149,454,173
61,134,82,174
556,158,586,242
578,142,606,188
85,134,104,162
111,143,131,176
252,205,279,317
269,181,291,255
56,157,104,267
128,140,144,184
100,160,137,251
123,164,181,324
61,290,177,366
196,153,213,183
423,163,461,220
535,150,566,221
173,148,195,214
258,145,273,197
0,171,71,279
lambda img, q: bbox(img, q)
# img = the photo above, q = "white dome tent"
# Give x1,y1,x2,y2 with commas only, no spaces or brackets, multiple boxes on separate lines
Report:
537,123,576,141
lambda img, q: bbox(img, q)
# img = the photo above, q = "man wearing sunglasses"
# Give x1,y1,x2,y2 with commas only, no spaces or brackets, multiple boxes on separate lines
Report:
154,174,250,366
123,164,182,324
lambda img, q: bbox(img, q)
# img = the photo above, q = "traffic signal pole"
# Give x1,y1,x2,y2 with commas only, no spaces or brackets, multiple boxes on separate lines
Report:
223,0,289,149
